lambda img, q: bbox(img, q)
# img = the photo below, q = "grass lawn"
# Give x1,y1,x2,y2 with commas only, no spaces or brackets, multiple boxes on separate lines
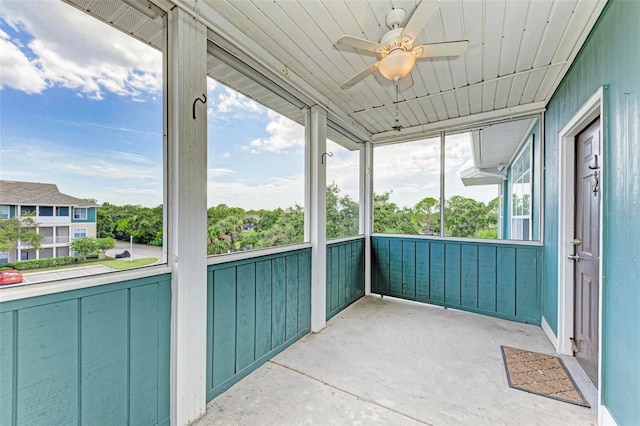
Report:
100,258,158,269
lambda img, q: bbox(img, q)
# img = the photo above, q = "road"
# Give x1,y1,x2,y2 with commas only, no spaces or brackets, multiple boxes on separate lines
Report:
11,242,164,286
105,241,164,261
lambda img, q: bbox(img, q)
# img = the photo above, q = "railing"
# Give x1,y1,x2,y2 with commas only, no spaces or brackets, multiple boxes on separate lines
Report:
372,236,542,325
0,273,171,425
55,236,70,244
326,236,365,320
40,236,54,245
36,216,72,225
206,247,311,402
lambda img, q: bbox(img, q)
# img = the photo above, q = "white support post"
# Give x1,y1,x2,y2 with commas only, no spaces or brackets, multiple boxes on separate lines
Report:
167,8,208,426
309,105,327,333
361,141,373,295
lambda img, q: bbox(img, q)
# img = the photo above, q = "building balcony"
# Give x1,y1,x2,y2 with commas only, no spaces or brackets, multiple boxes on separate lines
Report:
36,216,72,225
40,236,54,245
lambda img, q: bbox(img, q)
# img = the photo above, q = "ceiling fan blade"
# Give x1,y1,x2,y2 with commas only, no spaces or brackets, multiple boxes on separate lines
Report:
413,40,470,58
340,62,380,89
398,73,414,92
401,0,441,42
335,35,384,53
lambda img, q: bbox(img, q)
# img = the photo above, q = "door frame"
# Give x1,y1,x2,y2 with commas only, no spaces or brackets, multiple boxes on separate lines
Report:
556,87,605,386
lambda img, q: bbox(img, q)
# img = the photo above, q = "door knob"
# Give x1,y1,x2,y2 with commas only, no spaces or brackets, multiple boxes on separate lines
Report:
568,254,580,261
571,238,582,245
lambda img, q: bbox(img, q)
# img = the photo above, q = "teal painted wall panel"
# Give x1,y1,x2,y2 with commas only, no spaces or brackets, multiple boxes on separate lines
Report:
129,284,161,426
372,236,541,324
18,300,79,425
373,238,390,294
80,291,128,425
543,1,640,422
236,264,256,372
402,241,416,298
0,273,171,426
298,252,311,331
286,255,299,340
271,257,286,347
0,312,13,425
461,245,478,308
496,247,516,316
207,248,312,402
389,239,403,297
415,242,430,300
254,260,273,359
326,239,365,320
429,243,445,303
478,246,497,312
212,267,237,387
445,244,461,306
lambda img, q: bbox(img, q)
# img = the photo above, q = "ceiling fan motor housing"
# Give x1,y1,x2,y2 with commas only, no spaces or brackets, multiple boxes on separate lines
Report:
385,8,407,29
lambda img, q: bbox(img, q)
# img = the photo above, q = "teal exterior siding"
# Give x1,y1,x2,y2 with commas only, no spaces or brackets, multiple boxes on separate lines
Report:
503,120,541,241
326,238,365,320
207,248,311,402
543,1,640,423
372,236,541,324
71,207,97,223
0,274,171,426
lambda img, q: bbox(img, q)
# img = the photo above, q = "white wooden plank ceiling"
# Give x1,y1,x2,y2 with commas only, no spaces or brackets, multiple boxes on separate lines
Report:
66,0,607,146
201,0,606,144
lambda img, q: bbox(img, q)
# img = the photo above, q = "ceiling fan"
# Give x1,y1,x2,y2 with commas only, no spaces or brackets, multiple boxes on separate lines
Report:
335,0,469,92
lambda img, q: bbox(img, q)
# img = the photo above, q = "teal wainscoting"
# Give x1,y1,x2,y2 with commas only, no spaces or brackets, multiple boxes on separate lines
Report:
206,248,311,402
326,238,365,320
372,236,542,324
0,274,171,426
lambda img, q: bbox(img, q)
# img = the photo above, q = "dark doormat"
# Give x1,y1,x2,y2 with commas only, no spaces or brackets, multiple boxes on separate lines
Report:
501,346,590,407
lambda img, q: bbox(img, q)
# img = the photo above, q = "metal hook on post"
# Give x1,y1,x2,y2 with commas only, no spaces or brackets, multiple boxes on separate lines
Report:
192,93,207,120
321,152,333,164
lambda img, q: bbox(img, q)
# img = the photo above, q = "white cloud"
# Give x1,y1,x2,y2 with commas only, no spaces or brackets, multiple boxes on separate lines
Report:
208,168,235,179
208,175,304,210
217,87,262,114
0,141,163,206
247,110,304,153
0,29,46,93
0,1,161,99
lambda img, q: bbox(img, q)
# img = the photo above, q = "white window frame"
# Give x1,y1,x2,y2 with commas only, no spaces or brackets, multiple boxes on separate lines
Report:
509,138,533,241
73,228,87,239
73,207,88,220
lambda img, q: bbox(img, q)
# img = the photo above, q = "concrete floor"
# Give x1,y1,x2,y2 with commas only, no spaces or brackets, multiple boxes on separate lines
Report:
195,296,596,426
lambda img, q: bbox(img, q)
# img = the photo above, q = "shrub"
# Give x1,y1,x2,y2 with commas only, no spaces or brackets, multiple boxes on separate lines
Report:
14,256,81,271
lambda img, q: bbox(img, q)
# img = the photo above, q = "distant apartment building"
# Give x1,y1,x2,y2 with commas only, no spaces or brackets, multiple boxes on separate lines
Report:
0,180,99,264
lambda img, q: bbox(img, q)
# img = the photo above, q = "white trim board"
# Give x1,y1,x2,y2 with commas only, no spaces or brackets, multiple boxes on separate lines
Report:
556,87,606,409
541,316,558,350
599,405,618,426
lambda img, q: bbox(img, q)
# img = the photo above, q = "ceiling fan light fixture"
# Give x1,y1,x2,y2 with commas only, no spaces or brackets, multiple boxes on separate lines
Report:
378,50,416,80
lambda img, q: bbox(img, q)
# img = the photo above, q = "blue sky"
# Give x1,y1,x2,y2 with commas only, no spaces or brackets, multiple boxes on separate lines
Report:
0,1,493,211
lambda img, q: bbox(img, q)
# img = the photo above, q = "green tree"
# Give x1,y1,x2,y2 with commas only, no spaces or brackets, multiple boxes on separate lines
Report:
373,192,419,234
0,215,43,253
255,205,304,247
444,195,491,237
206,216,244,255
326,183,359,239
412,197,440,235
71,237,100,259
96,237,116,254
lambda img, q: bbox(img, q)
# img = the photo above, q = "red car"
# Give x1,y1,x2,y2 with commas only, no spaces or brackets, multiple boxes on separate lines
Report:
0,270,23,285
